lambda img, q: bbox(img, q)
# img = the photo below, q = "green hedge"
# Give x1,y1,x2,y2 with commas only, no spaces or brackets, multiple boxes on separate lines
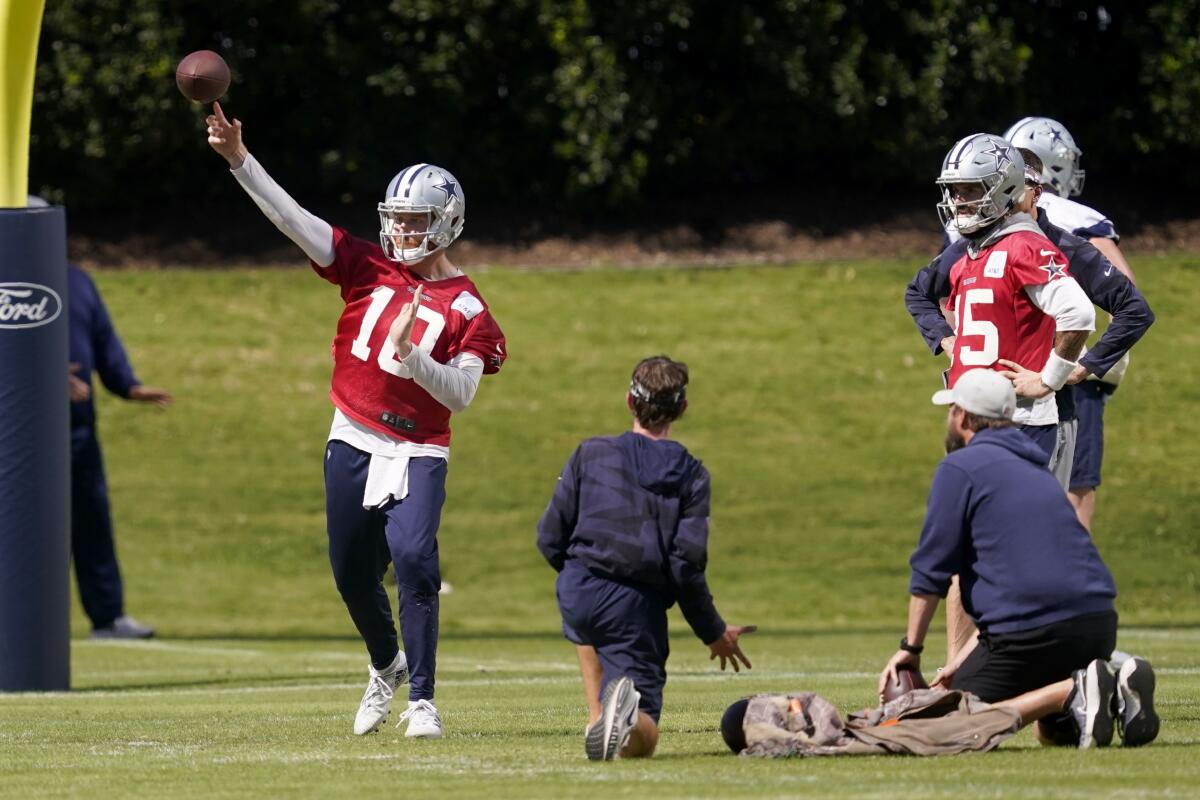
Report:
29,1,1200,216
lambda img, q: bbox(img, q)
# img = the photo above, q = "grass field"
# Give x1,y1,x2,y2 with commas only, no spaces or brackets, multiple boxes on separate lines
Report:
1,629,1198,799
1,256,1198,797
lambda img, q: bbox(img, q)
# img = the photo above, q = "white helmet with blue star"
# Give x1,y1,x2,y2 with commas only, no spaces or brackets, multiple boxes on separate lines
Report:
936,133,1027,236
378,164,466,263
1004,116,1085,198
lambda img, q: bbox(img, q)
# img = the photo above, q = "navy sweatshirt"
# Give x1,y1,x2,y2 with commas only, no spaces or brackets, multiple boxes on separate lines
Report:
536,431,725,644
909,427,1116,634
905,215,1155,419
69,265,139,431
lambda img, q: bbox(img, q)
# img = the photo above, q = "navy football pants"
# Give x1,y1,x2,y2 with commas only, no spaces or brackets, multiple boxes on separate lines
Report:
70,428,125,629
556,562,669,721
324,441,444,702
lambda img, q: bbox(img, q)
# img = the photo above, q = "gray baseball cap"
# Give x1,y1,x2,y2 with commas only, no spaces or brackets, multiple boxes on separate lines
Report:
931,368,1017,420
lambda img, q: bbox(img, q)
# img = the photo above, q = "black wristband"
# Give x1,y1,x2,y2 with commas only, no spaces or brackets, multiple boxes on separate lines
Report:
899,636,924,655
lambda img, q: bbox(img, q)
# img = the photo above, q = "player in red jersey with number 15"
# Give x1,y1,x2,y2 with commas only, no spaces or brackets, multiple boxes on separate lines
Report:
933,132,1094,675
205,103,505,740
936,133,1094,462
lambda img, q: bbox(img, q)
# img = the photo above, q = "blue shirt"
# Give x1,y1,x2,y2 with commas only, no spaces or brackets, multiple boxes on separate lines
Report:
908,427,1116,634
69,265,139,431
536,431,725,644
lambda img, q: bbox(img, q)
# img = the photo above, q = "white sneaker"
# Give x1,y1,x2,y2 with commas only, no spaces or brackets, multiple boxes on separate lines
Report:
1069,658,1116,749
585,676,640,761
353,651,408,735
398,699,444,739
1116,656,1159,747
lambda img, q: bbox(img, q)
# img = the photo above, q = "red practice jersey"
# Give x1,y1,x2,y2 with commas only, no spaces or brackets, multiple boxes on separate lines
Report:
313,227,506,446
947,229,1069,388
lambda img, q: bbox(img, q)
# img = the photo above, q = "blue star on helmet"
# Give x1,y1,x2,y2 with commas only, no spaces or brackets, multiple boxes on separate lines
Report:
435,178,459,200
1047,126,1066,147
1040,255,1066,280
980,141,1014,170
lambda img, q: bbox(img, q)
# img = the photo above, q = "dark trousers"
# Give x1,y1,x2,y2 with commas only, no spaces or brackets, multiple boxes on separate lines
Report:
951,610,1118,703
556,562,669,721
324,441,445,701
70,428,125,629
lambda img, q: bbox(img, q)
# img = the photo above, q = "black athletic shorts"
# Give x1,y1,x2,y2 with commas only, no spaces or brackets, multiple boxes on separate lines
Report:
951,610,1118,703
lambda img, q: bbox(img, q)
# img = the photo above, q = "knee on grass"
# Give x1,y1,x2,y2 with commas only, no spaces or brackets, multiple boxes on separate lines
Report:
619,712,660,758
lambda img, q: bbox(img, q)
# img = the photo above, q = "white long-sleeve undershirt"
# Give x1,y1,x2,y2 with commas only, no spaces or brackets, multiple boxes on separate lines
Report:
229,151,485,417
400,349,484,413
230,152,336,267
1024,276,1096,333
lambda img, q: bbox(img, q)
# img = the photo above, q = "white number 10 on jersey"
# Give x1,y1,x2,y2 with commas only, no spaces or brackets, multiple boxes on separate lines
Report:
350,286,446,379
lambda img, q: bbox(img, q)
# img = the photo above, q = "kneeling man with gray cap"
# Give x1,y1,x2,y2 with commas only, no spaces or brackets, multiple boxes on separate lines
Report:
878,368,1158,748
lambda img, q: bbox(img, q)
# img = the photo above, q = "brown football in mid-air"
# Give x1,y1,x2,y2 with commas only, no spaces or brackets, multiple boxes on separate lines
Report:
882,665,929,704
175,50,230,103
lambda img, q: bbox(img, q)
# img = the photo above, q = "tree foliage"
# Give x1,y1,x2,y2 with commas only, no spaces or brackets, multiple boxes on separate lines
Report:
29,1,1200,218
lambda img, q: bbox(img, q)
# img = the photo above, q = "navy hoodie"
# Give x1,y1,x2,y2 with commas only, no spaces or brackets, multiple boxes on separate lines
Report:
909,427,1116,634
69,265,140,431
536,431,725,644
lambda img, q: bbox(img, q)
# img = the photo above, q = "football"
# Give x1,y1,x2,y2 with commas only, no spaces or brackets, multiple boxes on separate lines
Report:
175,50,230,103
882,665,929,704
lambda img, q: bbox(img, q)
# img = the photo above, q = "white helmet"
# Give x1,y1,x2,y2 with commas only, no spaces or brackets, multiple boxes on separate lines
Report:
378,163,465,263
1003,116,1085,198
936,133,1026,235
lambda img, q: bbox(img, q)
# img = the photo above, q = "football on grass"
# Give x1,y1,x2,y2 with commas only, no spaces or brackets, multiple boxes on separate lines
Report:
882,665,929,704
175,50,230,103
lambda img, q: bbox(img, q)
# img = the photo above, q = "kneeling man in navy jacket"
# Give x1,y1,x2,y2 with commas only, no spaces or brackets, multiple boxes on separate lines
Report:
879,369,1158,749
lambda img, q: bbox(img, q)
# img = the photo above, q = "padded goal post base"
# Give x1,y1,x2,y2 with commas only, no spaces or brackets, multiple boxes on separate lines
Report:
0,205,70,692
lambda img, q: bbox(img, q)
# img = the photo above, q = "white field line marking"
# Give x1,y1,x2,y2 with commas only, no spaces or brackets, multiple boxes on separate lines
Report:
2,665,1199,701
77,642,579,673
77,640,264,658
1122,628,1200,641
0,669,871,701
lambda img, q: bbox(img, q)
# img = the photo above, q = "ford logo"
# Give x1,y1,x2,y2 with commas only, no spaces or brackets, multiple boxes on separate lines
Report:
0,282,63,329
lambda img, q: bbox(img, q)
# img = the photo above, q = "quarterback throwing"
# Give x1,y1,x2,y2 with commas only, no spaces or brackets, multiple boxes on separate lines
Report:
205,102,505,740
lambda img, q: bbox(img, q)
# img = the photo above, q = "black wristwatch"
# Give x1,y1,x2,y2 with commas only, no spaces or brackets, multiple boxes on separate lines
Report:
899,636,924,655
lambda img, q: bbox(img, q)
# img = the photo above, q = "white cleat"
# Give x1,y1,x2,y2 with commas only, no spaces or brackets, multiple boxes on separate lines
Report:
353,651,409,736
399,699,444,739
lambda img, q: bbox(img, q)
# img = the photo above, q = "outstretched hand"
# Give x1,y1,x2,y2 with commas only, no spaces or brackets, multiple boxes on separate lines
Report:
206,102,246,168
129,385,173,408
129,383,174,407
708,624,757,673
388,284,425,358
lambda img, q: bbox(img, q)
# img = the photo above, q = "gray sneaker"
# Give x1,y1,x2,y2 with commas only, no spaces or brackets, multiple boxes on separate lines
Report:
1069,658,1116,749
585,676,639,761
91,615,155,639
1116,656,1159,747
